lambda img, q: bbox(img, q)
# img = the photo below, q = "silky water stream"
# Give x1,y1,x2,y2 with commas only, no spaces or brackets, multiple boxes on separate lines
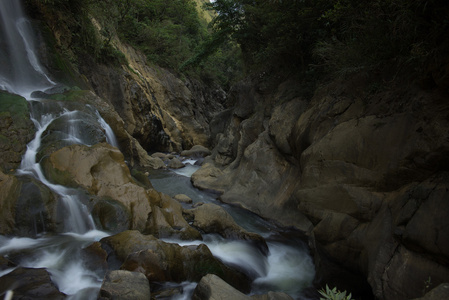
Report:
149,162,316,299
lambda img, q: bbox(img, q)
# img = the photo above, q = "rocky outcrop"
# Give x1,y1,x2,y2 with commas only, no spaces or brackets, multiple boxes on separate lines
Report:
191,77,449,299
100,230,251,293
80,40,226,153
42,143,201,238
184,203,268,253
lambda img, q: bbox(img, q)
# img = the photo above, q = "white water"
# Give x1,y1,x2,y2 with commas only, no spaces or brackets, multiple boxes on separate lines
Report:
0,0,115,297
96,110,119,148
156,164,316,299
0,0,55,98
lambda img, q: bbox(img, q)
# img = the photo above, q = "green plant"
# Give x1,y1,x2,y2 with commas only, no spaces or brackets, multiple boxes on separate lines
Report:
319,284,354,300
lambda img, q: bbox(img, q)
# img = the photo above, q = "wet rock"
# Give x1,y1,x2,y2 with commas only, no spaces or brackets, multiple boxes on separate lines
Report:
192,274,251,300
98,270,150,300
251,292,294,300
412,283,449,300
184,203,268,254
173,194,192,204
190,162,225,194
167,157,185,169
0,173,61,237
91,198,130,234
181,145,211,158
0,267,66,299
0,91,35,172
0,171,20,235
42,143,153,232
81,241,108,273
14,177,61,236
145,191,201,240
100,230,251,293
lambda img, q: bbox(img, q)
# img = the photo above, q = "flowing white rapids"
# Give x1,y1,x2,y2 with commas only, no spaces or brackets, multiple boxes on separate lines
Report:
0,0,115,297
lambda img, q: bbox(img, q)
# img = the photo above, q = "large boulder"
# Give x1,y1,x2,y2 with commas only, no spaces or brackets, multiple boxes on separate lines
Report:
0,267,66,299
181,145,211,158
42,143,201,238
98,270,150,300
412,283,449,300
184,203,268,253
0,171,61,237
192,274,251,300
100,230,251,293
43,143,153,232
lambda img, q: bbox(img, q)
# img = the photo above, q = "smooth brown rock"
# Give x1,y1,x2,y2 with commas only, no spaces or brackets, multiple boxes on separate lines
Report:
185,203,268,253
0,267,66,299
181,145,212,158
98,270,150,300
100,230,251,293
173,194,193,204
192,274,251,300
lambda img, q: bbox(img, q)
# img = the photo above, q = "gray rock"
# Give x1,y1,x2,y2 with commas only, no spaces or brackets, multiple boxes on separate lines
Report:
192,274,251,300
173,194,193,204
412,283,449,300
98,270,150,300
0,267,66,299
168,157,185,169
251,291,294,300
181,145,211,158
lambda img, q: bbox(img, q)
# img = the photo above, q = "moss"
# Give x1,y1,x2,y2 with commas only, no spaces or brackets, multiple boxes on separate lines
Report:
0,91,29,120
48,89,90,102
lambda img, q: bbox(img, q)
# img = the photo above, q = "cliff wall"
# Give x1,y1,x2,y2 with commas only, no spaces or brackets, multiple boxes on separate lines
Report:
191,75,449,299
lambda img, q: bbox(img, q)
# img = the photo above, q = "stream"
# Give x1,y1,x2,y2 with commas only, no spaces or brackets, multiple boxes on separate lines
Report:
0,0,315,298
148,162,316,299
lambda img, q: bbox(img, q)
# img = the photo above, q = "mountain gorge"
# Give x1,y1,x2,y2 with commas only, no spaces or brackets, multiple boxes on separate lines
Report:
1,0,449,299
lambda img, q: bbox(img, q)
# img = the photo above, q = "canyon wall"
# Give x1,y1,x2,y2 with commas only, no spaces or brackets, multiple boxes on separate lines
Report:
191,75,449,299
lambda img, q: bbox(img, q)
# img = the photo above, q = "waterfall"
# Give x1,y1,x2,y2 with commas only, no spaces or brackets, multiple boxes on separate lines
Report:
0,0,55,98
0,1,117,297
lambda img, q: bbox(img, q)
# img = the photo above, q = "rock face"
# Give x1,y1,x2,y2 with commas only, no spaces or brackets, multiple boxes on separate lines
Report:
80,42,226,153
191,77,449,299
41,142,201,238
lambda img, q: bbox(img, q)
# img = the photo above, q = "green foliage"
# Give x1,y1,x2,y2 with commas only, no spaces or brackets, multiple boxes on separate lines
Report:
319,285,354,300
202,0,449,83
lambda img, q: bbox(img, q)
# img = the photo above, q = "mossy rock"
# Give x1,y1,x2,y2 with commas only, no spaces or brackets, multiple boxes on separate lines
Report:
91,197,131,234
0,91,30,124
0,91,34,172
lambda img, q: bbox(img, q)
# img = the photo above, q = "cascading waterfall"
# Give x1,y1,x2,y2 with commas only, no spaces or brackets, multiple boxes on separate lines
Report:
0,0,111,298
0,0,55,98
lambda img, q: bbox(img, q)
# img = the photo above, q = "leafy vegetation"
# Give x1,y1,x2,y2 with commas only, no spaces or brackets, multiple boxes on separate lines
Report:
198,0,449,85
25,0,243,88
319,284,354,300
26,0,449,90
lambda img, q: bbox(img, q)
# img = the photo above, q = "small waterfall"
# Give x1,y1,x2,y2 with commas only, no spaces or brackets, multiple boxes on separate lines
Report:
0,0,55,98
